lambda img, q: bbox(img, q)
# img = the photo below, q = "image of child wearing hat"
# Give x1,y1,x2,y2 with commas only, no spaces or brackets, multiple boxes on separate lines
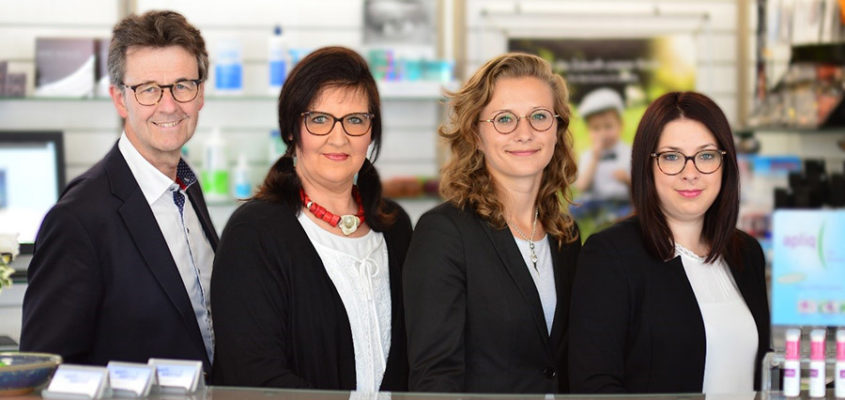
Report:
574,87,631,202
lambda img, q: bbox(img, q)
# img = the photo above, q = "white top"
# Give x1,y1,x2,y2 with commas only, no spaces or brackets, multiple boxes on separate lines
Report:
513,234,556,334
676,244,758,394
297,212,391,393
577,141,631,201
118,133,215,363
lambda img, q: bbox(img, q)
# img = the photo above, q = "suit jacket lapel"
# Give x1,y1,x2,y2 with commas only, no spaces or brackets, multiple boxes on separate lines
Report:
103,145,210,367
478,218,550,344
548,237,567,349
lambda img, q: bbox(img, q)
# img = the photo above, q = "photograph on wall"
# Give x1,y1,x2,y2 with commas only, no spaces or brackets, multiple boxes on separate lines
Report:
509,36,696,237
363,0,436,46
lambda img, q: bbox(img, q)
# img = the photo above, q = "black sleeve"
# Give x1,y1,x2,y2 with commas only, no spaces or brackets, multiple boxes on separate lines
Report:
403,210,467,392
568,232,630,393
20,206,102,362
747,233,771,390
210,214,311,388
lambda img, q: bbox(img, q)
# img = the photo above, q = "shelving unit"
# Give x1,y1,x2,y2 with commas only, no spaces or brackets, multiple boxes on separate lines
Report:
0,80,455,232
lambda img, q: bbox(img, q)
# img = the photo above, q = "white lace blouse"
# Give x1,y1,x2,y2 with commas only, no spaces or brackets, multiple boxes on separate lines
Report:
676,244,758,394
298,212,391,393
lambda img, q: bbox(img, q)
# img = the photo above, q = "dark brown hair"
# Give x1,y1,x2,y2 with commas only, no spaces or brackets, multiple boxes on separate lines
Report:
108,10,209,85
631,91,741,265
439,52,579,244
255,46,395,230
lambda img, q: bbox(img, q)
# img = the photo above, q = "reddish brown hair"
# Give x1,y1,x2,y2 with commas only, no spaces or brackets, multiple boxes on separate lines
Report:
631,91,741,265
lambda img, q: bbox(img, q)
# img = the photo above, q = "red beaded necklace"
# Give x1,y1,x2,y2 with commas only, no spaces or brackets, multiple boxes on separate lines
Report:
300,186,366,236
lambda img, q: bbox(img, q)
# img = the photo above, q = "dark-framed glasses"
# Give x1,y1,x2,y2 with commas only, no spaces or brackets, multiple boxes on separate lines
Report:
478,108,560,134
300,111,374,137
651,149,727,175
121,79,201,106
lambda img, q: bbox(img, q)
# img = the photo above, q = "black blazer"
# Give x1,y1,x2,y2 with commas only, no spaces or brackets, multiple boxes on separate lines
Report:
211,198,412,390
403,202,581,394
568,216,770,393
21,144,218,373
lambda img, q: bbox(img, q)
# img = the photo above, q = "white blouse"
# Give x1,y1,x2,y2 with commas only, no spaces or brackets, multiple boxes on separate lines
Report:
676,244,758,394
514,234,557,334
298,213,391,393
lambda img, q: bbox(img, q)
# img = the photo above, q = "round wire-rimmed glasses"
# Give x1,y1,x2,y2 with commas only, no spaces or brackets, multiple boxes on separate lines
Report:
478,108,560,134
650,149,727,175
300,111,374,136
121,79,201,106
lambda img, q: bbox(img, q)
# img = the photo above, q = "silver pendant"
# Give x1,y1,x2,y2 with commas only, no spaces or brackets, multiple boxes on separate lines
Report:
339,214,360,236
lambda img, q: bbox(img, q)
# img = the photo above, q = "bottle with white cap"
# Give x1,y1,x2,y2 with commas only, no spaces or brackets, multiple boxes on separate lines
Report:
836,328,845,398
783,328,801,397
809,328,826,398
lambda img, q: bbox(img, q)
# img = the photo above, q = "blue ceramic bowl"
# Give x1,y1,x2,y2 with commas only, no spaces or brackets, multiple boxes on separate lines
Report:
0,352,62,396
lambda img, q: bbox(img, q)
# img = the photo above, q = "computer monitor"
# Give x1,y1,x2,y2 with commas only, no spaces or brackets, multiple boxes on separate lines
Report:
0,131,65,253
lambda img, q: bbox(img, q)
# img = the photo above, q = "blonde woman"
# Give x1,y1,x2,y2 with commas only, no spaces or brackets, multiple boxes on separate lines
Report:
404,53,581,394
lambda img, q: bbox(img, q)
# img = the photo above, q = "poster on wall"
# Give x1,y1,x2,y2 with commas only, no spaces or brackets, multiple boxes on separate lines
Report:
771,210,845,327
509,37,696,236
509,37,696,143
363,0,435,46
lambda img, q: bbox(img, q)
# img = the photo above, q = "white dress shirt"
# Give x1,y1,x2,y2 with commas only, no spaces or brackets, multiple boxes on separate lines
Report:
676,244,757,394
118,133,215,364
298,212,391,393
514,234,557,334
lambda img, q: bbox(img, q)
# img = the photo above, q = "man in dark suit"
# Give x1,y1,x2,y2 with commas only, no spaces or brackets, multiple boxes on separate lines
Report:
21,10,217,374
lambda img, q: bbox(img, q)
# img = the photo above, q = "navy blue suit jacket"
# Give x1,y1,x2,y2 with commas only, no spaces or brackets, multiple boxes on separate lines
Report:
21,143,218,374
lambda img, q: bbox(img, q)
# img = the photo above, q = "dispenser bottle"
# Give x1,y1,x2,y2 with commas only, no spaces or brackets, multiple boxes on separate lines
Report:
268,25,288,94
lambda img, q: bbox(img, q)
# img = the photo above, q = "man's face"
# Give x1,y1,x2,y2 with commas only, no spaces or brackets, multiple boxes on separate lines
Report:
110,45,204,167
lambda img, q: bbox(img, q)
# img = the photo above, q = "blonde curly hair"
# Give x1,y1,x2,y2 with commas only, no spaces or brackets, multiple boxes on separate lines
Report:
439,52,579,244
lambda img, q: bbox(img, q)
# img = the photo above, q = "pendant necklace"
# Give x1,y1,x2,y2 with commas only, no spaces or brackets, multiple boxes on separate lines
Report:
300,186,365,236
511,208,539,271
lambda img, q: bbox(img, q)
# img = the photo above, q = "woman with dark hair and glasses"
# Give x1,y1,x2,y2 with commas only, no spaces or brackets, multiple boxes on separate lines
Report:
404,53,581,394
568,91,770,394
210,46,411,391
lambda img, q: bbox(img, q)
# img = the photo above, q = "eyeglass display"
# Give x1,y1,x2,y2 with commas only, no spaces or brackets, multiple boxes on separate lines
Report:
122,79,202,106
650,150,726,175
478,108,559,134
300,111,374,136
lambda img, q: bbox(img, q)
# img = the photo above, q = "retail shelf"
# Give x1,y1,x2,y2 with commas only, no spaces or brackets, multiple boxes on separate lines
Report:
0,81,459,102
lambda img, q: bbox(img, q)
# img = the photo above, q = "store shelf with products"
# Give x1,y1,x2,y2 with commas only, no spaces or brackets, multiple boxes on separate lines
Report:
0,81,458,102
0,80,455,230
749,43,845,131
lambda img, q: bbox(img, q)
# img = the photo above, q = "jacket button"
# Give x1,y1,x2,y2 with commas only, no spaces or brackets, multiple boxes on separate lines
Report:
543,368,556,378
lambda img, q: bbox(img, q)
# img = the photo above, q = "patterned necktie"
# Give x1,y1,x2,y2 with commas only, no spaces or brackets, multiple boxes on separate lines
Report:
172,160,197,216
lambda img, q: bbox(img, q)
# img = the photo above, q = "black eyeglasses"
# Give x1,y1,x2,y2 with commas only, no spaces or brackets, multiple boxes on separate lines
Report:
300,111,374,136
121,79,202,106
650,149,727,175
478,108,560,134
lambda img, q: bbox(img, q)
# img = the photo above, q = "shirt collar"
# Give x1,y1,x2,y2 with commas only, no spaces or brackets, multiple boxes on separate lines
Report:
118,132,197,205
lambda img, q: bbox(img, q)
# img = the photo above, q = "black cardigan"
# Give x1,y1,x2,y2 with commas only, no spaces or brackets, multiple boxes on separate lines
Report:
210,168,411,390
568,216,771,393
404,202,581,394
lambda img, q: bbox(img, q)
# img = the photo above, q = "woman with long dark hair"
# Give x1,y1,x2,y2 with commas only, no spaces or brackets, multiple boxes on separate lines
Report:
211,46,410,392
569,91,770,394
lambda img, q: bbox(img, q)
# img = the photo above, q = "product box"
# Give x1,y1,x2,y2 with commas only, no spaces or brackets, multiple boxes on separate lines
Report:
4,73,26,97
0,61,6,95
34,37,96,97
95,38,110,97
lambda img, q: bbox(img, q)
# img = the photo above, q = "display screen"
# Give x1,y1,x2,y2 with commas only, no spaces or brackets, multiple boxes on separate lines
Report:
0,131,64,252
771,209,845,327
